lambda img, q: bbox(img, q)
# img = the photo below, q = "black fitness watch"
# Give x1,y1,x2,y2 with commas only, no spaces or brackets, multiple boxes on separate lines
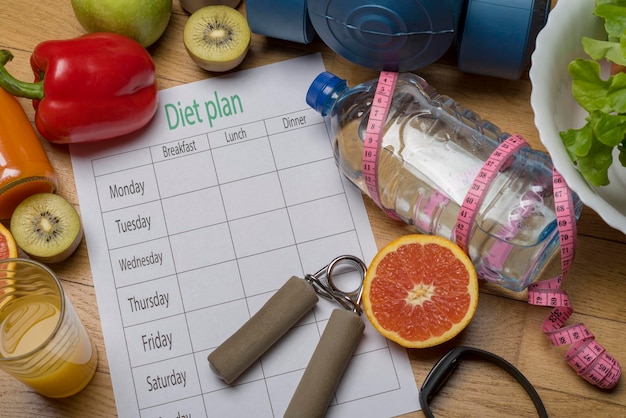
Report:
419,346,548,418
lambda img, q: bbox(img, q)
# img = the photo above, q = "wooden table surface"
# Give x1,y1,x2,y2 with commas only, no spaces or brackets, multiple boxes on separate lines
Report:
1,1,625,417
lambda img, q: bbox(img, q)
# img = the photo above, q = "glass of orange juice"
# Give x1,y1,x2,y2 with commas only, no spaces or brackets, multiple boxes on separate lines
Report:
0,258,98,397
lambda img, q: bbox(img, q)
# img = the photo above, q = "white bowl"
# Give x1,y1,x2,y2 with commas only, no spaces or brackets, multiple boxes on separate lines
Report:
530,0,626,234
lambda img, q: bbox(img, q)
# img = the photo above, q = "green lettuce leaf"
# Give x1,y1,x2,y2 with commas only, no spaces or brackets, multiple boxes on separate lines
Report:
582,36,626,65
589,109,626,146
595,3,626,39
577,138,613,186
561,123,593,160
560,0,626,186
607,71,626,111
568,58,611,113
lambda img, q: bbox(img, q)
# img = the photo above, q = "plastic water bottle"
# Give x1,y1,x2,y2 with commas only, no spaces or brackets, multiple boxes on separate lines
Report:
306,71,583,291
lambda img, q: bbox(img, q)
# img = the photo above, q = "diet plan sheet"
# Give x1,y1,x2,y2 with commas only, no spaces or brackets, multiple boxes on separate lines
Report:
70,54,420,418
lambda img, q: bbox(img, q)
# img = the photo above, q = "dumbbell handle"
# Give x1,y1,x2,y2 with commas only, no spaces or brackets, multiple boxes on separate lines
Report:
284,308,365,418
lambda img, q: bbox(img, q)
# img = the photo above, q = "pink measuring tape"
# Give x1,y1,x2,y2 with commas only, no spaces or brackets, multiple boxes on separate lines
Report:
362,71,401,220
363,71,621,389
527,170,621,389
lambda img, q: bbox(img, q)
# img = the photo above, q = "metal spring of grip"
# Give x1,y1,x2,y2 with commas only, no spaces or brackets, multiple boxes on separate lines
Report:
303,255,366,315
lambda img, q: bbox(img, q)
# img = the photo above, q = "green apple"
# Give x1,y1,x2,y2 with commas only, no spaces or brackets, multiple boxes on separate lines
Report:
71,0,173,48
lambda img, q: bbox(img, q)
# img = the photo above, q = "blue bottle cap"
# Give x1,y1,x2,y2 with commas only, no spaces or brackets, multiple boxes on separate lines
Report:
246,0,316,44
306,72,347,116
456,0,550,80
307,0,464,72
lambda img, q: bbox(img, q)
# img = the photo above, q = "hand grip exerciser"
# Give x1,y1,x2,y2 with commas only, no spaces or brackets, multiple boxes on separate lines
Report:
207,255,367,416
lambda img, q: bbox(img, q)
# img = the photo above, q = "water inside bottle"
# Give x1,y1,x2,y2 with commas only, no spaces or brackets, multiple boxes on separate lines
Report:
332,82,564,290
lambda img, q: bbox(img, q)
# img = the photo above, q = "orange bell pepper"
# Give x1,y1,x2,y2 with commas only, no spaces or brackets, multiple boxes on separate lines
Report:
0,86,57,220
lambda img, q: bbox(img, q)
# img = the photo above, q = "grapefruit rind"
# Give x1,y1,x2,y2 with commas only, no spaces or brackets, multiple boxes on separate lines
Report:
0,222,18,259
363,234,478,348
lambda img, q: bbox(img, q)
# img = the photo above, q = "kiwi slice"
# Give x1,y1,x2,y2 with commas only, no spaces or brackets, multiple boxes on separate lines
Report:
183,5,251,72
10,193,83,264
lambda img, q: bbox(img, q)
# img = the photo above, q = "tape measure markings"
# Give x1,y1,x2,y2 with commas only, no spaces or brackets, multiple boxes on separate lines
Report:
454,134,528,254
552,170,577,275
529,169,619,389
362,71,400,220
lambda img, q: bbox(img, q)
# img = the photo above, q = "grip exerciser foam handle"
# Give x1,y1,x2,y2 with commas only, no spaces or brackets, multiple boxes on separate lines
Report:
284,308,365,418
208,276,318,384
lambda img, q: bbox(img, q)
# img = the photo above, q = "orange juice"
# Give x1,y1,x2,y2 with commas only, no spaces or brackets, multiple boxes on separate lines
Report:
0,87,57,220
0,295,97,398
0,259,98,398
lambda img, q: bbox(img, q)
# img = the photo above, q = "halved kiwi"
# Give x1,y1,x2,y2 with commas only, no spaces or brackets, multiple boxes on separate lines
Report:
183,5,251,72
10,193,83,264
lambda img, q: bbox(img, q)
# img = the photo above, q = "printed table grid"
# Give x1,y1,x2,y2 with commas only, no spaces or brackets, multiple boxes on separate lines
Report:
72,55,419,418
92,109,404,417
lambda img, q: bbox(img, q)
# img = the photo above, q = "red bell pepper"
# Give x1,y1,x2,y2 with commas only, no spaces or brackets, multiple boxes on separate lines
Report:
0,33,158,144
